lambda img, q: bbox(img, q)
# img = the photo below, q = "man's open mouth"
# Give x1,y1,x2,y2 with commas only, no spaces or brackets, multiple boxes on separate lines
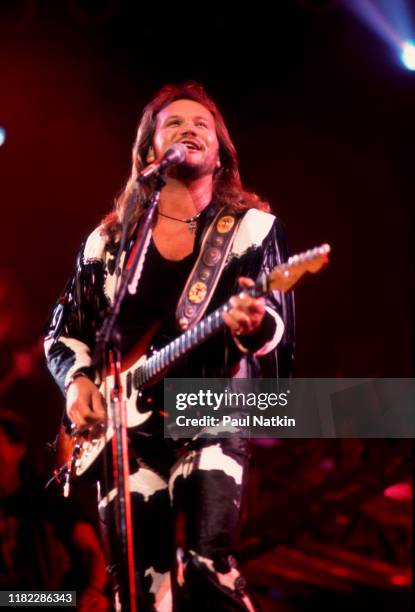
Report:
180,139,202,151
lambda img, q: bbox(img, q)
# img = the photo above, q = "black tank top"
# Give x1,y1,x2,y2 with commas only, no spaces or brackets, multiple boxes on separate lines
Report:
118,238,196,356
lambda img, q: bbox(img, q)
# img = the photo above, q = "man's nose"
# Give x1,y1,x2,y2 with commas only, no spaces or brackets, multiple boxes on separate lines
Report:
180,122,197,136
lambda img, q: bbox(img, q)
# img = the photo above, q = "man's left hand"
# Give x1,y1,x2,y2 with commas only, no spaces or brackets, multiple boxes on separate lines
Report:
222,277,265,337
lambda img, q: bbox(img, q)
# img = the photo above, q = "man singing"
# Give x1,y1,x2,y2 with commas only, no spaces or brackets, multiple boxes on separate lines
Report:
45,82,294,610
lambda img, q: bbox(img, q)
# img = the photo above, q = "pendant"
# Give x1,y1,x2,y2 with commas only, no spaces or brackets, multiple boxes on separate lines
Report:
188,219,198,233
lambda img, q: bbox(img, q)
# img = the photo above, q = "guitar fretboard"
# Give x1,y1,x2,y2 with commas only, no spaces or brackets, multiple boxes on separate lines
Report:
133,299,234,388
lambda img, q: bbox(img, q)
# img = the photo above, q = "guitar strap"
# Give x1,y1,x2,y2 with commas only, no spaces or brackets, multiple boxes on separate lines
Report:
175,207,242,331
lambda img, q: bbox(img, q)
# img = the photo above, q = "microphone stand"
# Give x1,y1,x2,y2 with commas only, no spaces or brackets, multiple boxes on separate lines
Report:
94,173,166,612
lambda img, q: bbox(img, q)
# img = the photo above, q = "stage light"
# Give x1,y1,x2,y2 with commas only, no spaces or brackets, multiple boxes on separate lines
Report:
0,127,5,147
345,1,415,71
401,41,415,70
384,482,412,501
390,574,410,587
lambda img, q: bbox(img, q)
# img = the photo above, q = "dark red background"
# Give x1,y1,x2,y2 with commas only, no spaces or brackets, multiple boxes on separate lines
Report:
0,0,413,380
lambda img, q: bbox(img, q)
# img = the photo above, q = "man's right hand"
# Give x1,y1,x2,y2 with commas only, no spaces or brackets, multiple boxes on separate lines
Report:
66,377,107,431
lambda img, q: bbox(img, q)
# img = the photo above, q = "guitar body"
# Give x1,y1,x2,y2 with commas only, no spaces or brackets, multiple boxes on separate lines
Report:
55,372,164,482
55,323,166,482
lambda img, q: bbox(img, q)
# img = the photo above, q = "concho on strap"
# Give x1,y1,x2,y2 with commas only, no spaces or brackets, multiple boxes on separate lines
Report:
175,208,241,331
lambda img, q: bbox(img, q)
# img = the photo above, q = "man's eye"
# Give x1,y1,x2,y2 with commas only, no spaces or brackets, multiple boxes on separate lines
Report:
196,121,208,128
167,120,180,126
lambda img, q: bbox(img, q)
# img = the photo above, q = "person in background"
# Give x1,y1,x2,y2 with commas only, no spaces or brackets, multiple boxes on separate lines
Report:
0,408,110,611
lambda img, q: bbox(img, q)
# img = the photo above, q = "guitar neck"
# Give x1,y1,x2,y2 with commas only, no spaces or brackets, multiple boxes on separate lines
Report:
133,243,330,387
135,282,265,387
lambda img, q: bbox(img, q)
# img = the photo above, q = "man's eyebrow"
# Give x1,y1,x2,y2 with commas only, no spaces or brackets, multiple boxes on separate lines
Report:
163,114,211,122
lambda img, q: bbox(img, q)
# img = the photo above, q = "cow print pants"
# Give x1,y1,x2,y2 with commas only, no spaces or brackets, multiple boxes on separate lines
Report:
98,435,256,611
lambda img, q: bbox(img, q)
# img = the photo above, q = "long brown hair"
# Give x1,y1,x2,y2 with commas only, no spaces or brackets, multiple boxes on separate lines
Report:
102,81,269,237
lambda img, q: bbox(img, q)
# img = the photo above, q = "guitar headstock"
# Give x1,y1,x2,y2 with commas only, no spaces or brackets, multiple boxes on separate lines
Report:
268,243,331,292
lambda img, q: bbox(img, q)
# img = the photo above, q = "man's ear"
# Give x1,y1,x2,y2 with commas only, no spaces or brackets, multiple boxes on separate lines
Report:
146,147,156,163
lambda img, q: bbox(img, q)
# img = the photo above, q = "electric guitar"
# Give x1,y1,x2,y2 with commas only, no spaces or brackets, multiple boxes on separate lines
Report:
52,243,330,489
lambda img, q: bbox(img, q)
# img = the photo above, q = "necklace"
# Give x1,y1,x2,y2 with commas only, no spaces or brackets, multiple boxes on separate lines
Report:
158,211,201,233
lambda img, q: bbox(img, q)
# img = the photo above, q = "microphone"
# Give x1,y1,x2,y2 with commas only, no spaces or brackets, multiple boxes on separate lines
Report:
139,143,187,182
